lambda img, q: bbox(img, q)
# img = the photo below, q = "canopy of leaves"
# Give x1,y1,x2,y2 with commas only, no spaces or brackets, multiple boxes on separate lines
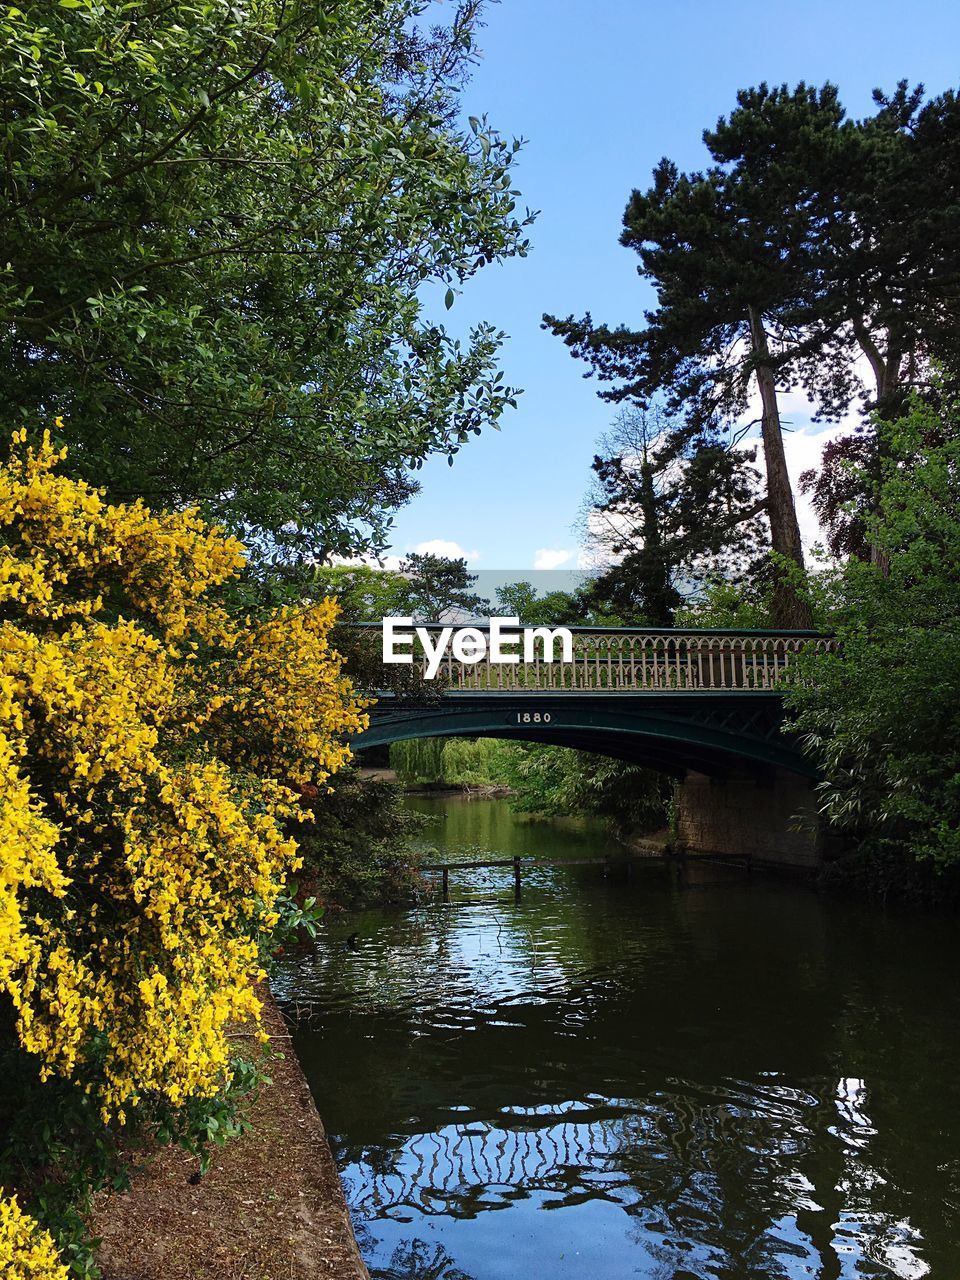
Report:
0,0,532,559
294,766,425,908
546,80,960,422
495,743,668,833
787,400,960,883
311,553,489,623
494,580,590,625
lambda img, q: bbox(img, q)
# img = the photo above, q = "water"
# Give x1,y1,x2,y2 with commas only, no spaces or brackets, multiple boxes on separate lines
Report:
274,796,960,1279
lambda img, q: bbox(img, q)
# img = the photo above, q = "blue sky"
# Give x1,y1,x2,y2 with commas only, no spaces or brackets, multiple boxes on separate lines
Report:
384,0,960,572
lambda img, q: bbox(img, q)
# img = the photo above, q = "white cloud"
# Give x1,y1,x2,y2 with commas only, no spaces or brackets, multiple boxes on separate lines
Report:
739,421,851,552
328,552,405,570
533,547,573,570
413,538,481,563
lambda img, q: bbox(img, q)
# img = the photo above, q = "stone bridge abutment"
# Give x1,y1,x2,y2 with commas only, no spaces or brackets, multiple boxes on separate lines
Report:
674,768,822,870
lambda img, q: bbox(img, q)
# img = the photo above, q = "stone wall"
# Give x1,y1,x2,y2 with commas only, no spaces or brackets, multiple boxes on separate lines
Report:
676,769,821,870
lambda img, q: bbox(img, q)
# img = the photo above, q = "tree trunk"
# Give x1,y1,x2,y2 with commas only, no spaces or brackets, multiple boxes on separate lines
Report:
851,314,899,575
747,306,814,629
639,461,676,627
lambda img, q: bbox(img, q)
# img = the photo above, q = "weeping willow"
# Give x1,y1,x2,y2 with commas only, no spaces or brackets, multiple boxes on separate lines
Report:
389,737,506,785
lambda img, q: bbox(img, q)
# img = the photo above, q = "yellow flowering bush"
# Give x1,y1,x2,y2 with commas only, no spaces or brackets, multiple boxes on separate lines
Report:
0,1193,69,1280
0,429,367,1122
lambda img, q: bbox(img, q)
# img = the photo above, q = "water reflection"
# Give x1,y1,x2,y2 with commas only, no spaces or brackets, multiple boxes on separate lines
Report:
276,798,960,1280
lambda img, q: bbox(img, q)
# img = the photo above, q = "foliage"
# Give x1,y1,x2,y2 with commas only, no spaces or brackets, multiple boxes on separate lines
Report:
389,736,506,787
799,428,878,561
304,565,416,626
543,88,821,625
306,555,491,700
293,768,425,908
493,581,587,625
675,576,775,630
393,554,490,621
0,0,532,560
492,579,633,628
313,555,490,624
434,738,506,786
787,402,960,887
388,735,666,833
0,430,365,1266
495,743,668,833
390,738,449,785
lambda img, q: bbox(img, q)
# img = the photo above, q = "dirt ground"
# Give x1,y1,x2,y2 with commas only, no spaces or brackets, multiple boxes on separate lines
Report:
93,992,369,1280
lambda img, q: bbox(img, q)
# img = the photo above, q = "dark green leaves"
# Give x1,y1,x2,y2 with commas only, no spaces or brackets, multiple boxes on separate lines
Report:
0,0,533,561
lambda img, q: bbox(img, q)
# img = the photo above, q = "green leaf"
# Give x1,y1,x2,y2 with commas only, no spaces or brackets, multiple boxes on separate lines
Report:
0,0,531,560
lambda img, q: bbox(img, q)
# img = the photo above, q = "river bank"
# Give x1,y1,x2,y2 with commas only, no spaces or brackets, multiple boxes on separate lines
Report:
358,765,511,798
93,990,368,1280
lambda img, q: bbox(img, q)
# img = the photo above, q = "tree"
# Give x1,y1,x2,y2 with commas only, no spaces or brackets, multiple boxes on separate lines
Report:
494,580,587,626
707,82,960,562
787,399,960,893
546,79,960,621
396,553,490,621
582,406,766,625
294,767,425,907
310,554,489,624
0,0,532,560
300,563,419,625
545,133,817,626
799,432,877,561
0,430,365,1268
495,744,668,833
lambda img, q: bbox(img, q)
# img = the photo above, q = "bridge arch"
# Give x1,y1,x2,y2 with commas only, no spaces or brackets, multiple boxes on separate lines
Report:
352,692,816,779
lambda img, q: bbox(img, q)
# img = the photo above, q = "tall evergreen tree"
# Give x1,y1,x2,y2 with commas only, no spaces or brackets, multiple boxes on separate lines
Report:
783,82,960,556
547,80,960,612
546,143,817,627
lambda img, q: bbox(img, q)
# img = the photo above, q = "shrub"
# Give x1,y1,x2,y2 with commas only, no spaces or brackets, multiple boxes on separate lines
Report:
0,429,366,1265
389,738,447,785
294,768,425,909
788,402,960,891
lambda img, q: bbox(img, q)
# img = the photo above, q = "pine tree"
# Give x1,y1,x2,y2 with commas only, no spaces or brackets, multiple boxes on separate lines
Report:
546,80,960,615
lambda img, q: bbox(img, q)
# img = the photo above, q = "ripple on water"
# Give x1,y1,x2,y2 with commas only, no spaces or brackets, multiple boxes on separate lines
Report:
277,798,960,1280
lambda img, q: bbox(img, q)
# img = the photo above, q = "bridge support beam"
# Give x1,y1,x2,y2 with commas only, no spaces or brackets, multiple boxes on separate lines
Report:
675,769,822,870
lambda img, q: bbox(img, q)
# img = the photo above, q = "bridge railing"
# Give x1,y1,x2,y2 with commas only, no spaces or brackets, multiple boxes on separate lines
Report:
350,626,835,693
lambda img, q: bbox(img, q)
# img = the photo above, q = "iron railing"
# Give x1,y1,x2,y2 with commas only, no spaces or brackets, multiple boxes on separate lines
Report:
353,626,835,693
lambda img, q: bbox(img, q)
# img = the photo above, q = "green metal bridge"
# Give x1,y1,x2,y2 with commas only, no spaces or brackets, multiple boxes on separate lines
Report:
350,627,833,779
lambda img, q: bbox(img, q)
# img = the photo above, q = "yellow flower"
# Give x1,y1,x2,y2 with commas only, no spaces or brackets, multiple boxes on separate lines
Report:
0,430,365,1116
0,1193,69,1278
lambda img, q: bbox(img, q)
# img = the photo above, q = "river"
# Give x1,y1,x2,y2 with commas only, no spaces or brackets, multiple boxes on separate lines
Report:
273,795,960,1280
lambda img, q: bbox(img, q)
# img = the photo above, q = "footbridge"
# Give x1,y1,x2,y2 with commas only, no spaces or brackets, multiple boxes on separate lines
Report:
348,626,835,870
350,627,833,779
